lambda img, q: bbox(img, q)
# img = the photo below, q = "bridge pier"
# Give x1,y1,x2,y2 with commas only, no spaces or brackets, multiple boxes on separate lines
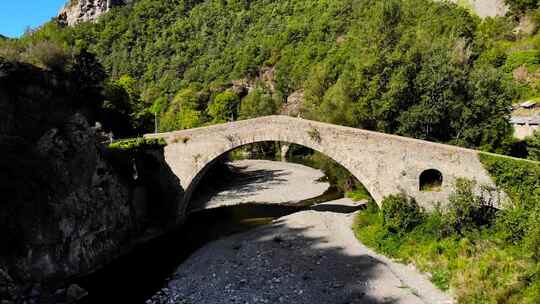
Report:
280,143,290,162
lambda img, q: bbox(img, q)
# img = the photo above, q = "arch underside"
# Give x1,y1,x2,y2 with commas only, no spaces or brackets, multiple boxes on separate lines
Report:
182,139,376,213
165,127,388,217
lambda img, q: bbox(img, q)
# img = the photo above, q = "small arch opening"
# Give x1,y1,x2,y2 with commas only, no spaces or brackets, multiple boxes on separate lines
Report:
419,169,443,192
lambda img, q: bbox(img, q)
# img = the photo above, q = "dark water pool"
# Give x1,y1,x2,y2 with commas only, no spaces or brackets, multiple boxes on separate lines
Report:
75,188,342,303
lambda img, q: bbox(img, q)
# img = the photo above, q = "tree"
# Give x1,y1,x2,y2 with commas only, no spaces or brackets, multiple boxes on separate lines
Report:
528,130,540,161
208,90,240,123
160,88,203,131
239,88,279,119
70,49,107,111
505,0,539,14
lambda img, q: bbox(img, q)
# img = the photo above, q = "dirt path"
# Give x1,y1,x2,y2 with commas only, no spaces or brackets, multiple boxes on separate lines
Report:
190,159,330,211
147,160,453,304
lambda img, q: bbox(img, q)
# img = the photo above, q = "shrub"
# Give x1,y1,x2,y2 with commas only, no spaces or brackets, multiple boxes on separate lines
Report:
0,41,22,62
444,179,498,234
353,158,540,303
527,130,540,161
108,137,166,151
22,41,70,70
505,0,540,14
346,184,374,203
381,193,424,234
307,127,321,143
524,206,540,261
479,153,540,242
502,49,540,73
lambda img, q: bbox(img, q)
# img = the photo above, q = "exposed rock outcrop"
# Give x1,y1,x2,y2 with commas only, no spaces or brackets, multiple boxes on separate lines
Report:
448,0,508,17
280,90,304,117
0,58,184,302
58,0,129,26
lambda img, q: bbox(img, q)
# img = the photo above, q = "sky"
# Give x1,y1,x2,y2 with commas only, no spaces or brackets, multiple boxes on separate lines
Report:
0,1,67,38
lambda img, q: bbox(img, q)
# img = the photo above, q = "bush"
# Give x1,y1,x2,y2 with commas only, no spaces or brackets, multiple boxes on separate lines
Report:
444,179,498,234
527,130,540,161
479,153,540,242
502,49,540,73
346,184,374,203
22,41,70,70
108,137,166,151
0,40,23,62
381,193,424,234
353,180,540,302
505,0,540,14
524,207,540,261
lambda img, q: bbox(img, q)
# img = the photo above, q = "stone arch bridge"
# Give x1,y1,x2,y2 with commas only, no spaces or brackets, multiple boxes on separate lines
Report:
145,116,496,216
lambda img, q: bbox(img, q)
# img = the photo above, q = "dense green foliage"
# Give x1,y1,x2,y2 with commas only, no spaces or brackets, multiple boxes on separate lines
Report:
505,0,540,13
354,155,540,303
479,153,540,244
444,179,498,234
354,186,540,304
345,185,373,203
380,194,424,234
528,130,540,160
108,137,166,151
239,88,282,119
2,0,528,154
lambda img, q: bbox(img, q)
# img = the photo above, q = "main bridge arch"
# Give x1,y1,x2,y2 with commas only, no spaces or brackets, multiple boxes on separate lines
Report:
146,116,496,218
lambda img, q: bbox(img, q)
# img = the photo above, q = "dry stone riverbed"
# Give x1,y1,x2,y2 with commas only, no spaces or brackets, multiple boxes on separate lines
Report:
77,160,452,303
146,160,452,304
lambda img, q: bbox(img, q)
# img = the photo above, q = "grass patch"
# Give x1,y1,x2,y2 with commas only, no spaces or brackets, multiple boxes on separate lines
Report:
346,184,373,202
352,175,540,303
108,137,166,151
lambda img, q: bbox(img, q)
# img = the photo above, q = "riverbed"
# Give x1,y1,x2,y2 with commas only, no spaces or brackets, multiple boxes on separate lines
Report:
147,160,453,304
188,159,330,211
77,160,452,303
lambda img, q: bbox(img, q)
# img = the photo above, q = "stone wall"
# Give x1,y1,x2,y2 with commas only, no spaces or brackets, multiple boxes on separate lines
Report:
514,124,539,139
146,116,497,215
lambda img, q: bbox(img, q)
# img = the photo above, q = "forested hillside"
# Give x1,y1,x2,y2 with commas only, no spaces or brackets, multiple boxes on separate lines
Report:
2,0,540,156
2,1,540,301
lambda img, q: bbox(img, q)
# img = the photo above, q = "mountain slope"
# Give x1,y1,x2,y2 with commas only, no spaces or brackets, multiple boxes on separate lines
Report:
63,0,512,149
2,0,520,153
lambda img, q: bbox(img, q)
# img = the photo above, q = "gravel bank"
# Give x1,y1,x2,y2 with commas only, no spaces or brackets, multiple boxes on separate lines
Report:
189,159,330,211
147,160,452,304
147,198,452,304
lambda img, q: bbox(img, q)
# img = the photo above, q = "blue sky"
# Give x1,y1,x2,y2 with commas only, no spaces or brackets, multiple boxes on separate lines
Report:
0,1,67,38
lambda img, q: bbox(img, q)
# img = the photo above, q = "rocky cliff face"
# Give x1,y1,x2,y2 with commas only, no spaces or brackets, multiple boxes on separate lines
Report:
56,0,507,27
0,58,183,302
449,0,508,17
58,0,129,26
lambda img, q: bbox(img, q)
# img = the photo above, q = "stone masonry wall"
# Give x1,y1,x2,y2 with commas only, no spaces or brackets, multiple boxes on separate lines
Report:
146,116,497,216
